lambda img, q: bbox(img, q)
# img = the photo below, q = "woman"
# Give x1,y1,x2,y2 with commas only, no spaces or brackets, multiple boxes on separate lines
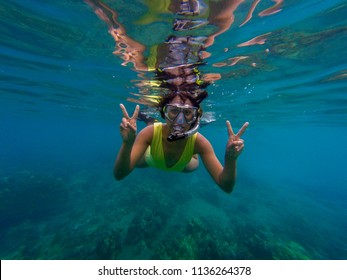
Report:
114,91,249,193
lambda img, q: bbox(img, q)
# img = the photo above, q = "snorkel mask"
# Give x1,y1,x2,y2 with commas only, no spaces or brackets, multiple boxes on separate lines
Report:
163,104,200,142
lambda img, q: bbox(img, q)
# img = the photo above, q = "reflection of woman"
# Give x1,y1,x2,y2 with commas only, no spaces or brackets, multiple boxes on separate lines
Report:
85,0,284,70
85,0,221,100
84,0,249,70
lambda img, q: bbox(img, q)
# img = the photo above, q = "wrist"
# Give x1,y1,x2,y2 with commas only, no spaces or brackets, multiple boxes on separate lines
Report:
122,140,134,148
225,153,238,162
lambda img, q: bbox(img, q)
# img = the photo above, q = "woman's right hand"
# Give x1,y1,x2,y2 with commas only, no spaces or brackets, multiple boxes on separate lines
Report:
119,103,139,143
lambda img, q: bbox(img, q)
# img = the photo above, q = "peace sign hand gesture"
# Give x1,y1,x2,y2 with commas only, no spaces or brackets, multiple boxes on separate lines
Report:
119,103,140,143
225,121,249,160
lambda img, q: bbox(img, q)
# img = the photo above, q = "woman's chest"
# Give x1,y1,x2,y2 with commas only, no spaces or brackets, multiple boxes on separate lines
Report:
162,139,186,168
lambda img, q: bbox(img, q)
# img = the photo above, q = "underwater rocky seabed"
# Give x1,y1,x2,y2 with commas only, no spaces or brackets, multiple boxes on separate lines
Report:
0,165,346,260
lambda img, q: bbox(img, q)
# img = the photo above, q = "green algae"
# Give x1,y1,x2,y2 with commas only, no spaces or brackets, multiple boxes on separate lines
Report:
1,170,344,260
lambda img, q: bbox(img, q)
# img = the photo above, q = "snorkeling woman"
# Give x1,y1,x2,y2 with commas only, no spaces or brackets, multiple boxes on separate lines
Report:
114,91,249,194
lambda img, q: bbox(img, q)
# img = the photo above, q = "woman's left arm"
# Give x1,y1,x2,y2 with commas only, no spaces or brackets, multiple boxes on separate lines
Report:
220,121,249,192
197,121,249,193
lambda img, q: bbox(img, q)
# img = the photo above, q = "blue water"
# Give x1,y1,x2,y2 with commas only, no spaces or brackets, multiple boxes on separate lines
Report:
1,0,346,259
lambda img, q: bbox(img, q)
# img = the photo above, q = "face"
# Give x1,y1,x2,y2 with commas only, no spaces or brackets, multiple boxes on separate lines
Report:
163,95,198,132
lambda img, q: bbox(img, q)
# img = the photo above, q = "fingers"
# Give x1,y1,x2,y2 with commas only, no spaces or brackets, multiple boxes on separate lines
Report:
235,143,244,153
120,103,130,119
231,139,245,154
120,117,137,133
119,117,128,131
120,103,140,120
131,105,140,119
236,122,249,138
226,120,249,138
226,138,244,160
226,120,235,137
232,140,244,146
127,122,136,132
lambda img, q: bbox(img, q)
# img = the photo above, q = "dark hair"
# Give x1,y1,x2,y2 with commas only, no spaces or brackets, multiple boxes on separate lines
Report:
158,90,208,119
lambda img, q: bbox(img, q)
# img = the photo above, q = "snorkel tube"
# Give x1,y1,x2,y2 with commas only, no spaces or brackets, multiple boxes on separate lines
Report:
167,118,200,142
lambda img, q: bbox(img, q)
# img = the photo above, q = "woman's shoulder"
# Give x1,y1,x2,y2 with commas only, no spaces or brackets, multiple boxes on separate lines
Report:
138,124,155,144
140,124,154,135
195,133,213,153
196,132,209,143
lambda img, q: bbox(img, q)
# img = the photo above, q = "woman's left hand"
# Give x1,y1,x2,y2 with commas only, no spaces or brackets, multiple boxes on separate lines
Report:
225,121,249,160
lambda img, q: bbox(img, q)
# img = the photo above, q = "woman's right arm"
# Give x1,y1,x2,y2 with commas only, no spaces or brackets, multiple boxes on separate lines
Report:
114,126,153,180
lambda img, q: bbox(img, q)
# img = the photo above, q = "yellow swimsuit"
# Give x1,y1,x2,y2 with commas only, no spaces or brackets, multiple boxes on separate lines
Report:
145,123,197,172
